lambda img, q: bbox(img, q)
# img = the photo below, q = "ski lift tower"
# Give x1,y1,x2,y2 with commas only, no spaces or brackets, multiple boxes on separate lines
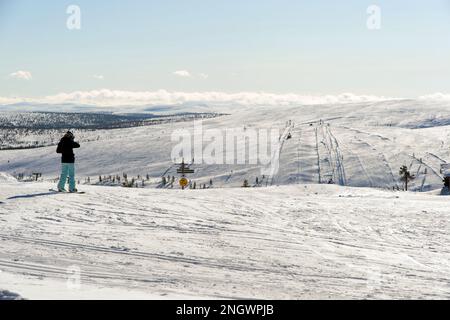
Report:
176,159,194,190
32,172,42,181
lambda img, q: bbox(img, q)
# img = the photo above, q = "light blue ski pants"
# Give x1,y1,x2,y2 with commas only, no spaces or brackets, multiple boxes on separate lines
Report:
57,163,76,191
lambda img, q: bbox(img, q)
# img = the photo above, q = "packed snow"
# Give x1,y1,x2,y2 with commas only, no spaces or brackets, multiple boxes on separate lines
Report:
1,180,450,299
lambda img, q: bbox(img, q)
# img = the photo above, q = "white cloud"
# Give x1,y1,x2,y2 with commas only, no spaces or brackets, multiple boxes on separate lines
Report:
92,74,104,80
0,97,23,104
173,70,191,78
3,90,449,108
172,70,208,79
9,70,32,81
21,89,391,107
419,93,450,101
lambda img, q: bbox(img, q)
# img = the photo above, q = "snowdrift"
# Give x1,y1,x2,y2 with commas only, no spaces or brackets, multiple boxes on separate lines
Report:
0,172,16,183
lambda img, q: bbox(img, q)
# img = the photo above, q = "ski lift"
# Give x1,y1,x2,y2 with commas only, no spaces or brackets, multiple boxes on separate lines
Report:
32,172,42,181
176,159,194,190
176,159,194,175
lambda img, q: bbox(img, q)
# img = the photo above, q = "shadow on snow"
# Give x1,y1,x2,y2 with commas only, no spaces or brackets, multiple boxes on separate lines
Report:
7,192,58,200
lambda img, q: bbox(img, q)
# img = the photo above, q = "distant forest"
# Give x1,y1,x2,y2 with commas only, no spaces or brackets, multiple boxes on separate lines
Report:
0,111,223,150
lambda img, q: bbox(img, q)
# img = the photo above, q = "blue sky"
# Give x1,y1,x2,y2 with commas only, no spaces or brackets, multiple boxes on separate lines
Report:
1,0,450,98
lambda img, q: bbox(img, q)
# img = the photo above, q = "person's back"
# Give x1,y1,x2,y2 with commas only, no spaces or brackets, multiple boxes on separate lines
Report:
56,131,80,192
57,135,80,163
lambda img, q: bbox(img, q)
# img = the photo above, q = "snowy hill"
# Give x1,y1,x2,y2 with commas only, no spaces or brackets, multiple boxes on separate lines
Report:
1,98,450,191
0,181,449,299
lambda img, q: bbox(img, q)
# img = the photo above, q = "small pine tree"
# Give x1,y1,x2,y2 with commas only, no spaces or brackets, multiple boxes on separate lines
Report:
242,179,249,188
444,176,450,188
399,165,415,191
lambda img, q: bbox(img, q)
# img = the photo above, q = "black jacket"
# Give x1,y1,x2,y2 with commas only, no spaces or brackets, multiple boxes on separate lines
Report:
56,137,80,163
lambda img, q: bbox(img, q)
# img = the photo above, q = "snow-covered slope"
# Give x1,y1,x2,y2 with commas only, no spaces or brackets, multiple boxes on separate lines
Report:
1,99,449,191
0,181,449,299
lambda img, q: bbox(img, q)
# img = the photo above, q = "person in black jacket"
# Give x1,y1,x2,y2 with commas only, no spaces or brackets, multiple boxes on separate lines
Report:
56,131,80,192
